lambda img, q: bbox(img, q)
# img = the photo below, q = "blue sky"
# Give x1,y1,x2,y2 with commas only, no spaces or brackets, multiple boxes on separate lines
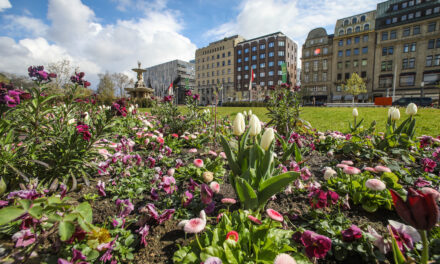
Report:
0,0,383,86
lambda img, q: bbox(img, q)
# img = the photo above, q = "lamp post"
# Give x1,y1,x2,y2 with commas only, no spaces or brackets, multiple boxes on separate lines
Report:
421,81,425,97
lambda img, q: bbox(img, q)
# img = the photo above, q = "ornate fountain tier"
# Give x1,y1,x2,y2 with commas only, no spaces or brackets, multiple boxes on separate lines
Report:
125,61,154,99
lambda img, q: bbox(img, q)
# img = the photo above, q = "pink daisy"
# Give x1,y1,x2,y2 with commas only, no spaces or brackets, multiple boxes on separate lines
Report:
210,181,220,193
184,218,206,233
226,231,239,242
336,163,348,169
364,167,377,173
247,215,262,225
221,198,236,204
266,208,283,222
194,159,204,168
341,160,354,166
343,166,361,175
374,165,392,173
365,179,386,191
274,253,297,264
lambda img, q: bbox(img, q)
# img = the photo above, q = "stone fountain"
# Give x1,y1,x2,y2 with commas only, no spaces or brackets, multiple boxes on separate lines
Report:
125,61,154,99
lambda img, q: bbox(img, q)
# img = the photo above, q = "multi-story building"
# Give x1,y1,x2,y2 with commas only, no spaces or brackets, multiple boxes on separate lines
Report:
195,35,245,105
144,59,195,104
332,11,377,102
234,32,298,101
301,28,334,103
374,0,440,99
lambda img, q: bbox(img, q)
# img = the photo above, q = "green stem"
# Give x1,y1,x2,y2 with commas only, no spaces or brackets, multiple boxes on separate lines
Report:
195,233,204,251
419,229,429,264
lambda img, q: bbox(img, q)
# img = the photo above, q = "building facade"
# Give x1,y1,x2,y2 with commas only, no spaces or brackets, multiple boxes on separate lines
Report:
331,10,377,102
374,0,440,99
195,35,245,105
234,32,298,101
144,59,195,104
301,28,334,103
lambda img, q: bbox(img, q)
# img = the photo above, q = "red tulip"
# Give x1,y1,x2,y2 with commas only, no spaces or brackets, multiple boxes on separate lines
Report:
390,188,439,230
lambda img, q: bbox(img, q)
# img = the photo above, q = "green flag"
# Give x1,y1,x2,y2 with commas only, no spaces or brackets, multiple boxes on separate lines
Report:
281,63,287,83
185,78,189,90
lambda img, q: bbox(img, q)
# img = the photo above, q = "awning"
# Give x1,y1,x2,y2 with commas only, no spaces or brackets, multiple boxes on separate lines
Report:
332,95,342,100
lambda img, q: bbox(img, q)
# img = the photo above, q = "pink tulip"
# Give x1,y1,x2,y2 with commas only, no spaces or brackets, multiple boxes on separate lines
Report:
221,198,236,204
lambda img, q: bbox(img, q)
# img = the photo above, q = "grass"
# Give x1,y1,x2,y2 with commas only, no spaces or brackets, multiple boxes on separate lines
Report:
140,106,440,137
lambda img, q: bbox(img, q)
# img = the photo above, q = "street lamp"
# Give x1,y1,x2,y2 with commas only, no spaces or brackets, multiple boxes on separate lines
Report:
421,81,425,97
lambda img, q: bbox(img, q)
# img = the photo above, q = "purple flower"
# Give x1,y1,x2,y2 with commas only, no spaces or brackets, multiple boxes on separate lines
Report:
59,184,67,199
414,177,432,188
185,89,192,96
12,229,36,247
419,135,434,148
341,225,363,242
162,176,177,195
137,225,149,247
182,190,193,207
201,184,213,204
143,203,175,224
98,236,118,263
422,158,437,172
175,159,184,168
204,201,216,214
389,220,421,252
116,199,134,218
147,157,156,168
76,124,91,141
192,94,200,100
58,248,88,264
97,180,106,197
300,167,312,181
150,188,159,200
188,178,199,191
300,230,332,259
7,189,40,200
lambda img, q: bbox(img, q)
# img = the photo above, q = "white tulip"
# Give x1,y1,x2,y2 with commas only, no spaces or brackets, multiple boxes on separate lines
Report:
260,128,274,150
406,103,417,116
84,112,89,121
233,113,245,136
390,107,400,121
249,114,262,136
352,108,358,117
243,110,247,116
248,110,252,116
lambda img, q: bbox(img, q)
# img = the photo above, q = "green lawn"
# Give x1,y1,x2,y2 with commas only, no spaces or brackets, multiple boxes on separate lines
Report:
140,106,440,137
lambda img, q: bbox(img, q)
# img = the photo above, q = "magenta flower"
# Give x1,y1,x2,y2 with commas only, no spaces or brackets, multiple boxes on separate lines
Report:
175,159,184,168
205,201,216,214
137,225,149,247
98,236,118,263
300,230,332,259
188,148,197,153
182,190,193,207
143,203,175,224
300,167,312,181
343,166,361,175
388,220,421,252
116,199,134,218
421,158,437,172
201,184,213,204
266,208,283,222
341,225,363,242
97,180,106,197
226,230,239,242
336,163,348,169
162,176,177,195
12,229,35,247
188,178,199,191
414,177,432,187
147,157,156,168
76,124,91,141
364,167,377,173
150,188,159,200
7,189,40,200
194,159,204,168
219,152,227,159
58,248,88,264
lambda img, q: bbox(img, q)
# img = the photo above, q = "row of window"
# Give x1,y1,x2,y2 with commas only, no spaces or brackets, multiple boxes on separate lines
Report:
381,22,437,42
237,41,285,55
304,60,328,72
201,45,226,55
337,59,368,69
198,52,231,63
338,47,369,57
338,35,369,47
237,51,288,62
237,80,284,88
380,55,440,72
303,73,328,83
237,60,286,67
198,68,232,78
197,60,232,71
379,72,440,88
198,77,233,86
307,86,328,92
338,24,370,35
303,47,329,57
343,15,367,26
384,7,440,25
337,72,367,80
237,70,284,80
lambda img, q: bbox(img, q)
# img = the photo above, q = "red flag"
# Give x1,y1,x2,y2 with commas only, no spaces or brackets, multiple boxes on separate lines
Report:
167,83,173,95
249,69,254,90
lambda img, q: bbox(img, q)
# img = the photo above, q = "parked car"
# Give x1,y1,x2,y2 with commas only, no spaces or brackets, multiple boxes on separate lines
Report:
392,97,433,107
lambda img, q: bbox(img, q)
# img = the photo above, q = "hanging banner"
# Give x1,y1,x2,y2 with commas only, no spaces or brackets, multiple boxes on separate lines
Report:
281,62,287,84
185,78,190,90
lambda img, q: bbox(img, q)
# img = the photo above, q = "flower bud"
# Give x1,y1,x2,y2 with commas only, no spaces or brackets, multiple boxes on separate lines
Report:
352,108,358,117
249,114,261,136
406,103,417,116
232,113,245,136
260,128,274,150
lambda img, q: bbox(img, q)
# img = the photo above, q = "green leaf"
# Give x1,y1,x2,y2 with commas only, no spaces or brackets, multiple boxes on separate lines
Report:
28,205,43,219
220,135,240,176
18,200,32,211
235,178,258,210
293,143,302,163
259,146,274,183
76,202,93,223
59,220,75,241
388,226,406,264
258,172,299,208
0,206,26,225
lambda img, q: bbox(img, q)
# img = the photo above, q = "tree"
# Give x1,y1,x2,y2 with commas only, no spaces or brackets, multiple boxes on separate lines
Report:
47,59,78,95
111,72,132,98
343,72,367,106
97,72,116,104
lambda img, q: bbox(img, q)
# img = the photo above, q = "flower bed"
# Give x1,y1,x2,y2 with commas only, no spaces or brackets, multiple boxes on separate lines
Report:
0,66,439,264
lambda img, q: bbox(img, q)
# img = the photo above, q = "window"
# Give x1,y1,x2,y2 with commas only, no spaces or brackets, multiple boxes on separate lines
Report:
363,35,369,42
260,82,265,86
381,60,393,71
278,51,285,56
364,24,370,31
304,51,310,57
268,80,274,86
279,70,284,76
345,61,351,68
337,62,342,69
393,4,398,10
260,62,265,68
347,28,352,34
344,19,349,26
382,46,394,56
312,73,317,82
322,72,327,81
228,51,231,56
402,14,407,21
415,11,421,18
390,30,397,39
361,71,367,78
277,61,285,66
278,41,285,46
402,2,407,8
252,46,257,51
244,65,249,70
404,44,409,53
410,42,416,52
353,60,358,67
228,60,231,65
238,50,242,55
222,61,225,66
347,38,352,45
346,49,351,56
268,71,274,76
345,73,350,79
354,36,360,43
386,18,391,25
435,7,440,13
428,39,435,49
323,59,328,70
427,8,432,15
379,76,393,88
362,59,367,66
252,55,257,60
426,55,433,66
437,39,440,48
313,60,318,71
337,85,342,91
338,40,343,46
428,22,436,32
244,48,249,53
400,74,415,86
362,47,368,54
352,17,357,24
244,57,249,61
382,32,388,41
237,75,241,80
423,73,440,84
269,52,274,57
268,61,274,67
355,26,361,32
435,55,440,66
353,48,359,55
361,15,366,22
252,64,257,69
408,13,414,19
337,73,342,80
260,72,265,77
269,42,274,48
413,26,420,35
339,29,344,36
237,58,242,63
323,47,328,54
403,27,410,37
244,74,248,79
228,69,231,74
402,58,415,69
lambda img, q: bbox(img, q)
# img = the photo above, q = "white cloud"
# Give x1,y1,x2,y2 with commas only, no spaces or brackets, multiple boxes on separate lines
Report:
3,15,49,37
0,0,11,12
0,0,196,89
